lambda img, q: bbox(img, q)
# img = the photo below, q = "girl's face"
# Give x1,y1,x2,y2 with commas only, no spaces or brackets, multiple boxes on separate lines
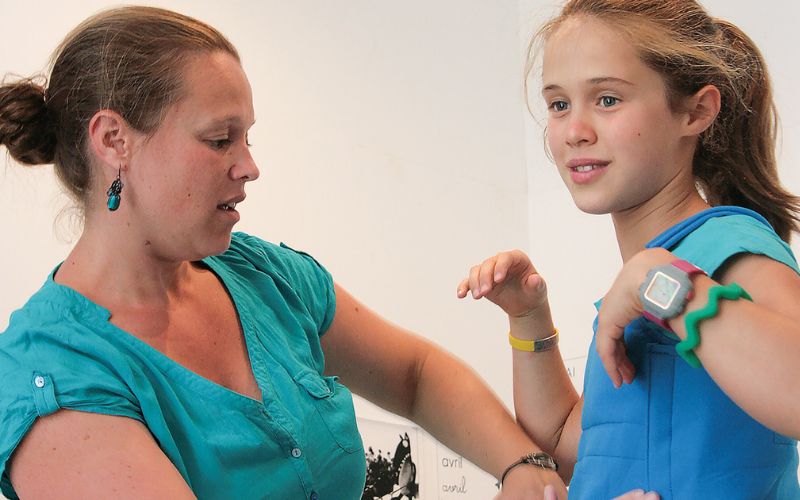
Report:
542,16,696,216
127,51,259,261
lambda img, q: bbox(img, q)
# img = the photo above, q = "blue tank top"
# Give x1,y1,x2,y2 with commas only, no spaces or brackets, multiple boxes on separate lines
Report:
569,207,800,499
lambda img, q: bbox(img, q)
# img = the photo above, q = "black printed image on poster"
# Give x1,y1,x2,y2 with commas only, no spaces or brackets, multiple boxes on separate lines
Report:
358,418,420,500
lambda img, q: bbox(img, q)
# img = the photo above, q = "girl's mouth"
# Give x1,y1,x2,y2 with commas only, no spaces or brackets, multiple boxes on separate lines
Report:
567,161,609,184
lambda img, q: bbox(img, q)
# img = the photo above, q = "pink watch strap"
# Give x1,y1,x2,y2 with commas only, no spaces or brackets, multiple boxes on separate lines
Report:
671,259,705,276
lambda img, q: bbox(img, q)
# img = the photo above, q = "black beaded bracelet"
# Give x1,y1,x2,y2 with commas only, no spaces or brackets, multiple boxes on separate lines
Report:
496,452,559,488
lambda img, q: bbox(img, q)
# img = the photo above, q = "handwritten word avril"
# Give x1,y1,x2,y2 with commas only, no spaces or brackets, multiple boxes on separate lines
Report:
441,476,467,494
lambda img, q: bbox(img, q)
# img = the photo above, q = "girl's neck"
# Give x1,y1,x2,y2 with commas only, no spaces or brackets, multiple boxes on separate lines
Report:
612,186,710,262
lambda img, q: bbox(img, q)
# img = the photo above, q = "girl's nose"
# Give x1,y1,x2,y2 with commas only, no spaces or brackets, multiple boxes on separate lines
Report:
565,110,597,147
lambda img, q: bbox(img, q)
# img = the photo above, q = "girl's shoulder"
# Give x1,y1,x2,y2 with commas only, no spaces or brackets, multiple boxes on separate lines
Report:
672,214,798,277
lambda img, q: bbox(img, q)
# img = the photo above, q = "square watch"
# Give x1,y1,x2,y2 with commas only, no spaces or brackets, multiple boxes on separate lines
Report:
639,259,706,330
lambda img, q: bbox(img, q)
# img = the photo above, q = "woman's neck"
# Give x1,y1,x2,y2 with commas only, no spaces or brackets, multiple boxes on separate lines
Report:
55,220,198,310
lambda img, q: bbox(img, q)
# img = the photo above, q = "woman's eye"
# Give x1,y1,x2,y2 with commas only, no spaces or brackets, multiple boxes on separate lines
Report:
599,96,619,108
550,101,569,112
208,138,232,150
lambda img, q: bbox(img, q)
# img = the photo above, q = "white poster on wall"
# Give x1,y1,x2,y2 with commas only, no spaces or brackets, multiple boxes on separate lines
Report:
356,418,499,499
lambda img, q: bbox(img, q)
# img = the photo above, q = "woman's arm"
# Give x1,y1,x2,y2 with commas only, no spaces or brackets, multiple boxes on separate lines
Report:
596,248,800,438
10,410,196,499
321,283,568,497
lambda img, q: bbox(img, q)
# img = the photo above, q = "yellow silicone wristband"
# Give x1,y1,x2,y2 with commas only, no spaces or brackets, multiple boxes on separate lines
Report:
508,329,559,352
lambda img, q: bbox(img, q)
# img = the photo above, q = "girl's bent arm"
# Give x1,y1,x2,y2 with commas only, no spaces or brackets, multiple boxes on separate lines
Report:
508,307,582,481
456,250,581,480
597,248,800,438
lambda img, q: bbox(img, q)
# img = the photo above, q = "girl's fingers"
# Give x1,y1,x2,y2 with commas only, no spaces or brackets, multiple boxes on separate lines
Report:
596,336,623,388
479,257,498,296
526,272,545,293
468,264,482,299
456,277,470,298
493,252,513,283
619,355,636,384
602,342,635,388
458,250,539,303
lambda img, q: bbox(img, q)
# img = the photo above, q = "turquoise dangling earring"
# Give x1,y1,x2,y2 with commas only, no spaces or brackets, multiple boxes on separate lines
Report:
106,168,123,211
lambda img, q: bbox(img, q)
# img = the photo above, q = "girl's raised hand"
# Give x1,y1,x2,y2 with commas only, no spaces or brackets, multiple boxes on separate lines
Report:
457,250,548,318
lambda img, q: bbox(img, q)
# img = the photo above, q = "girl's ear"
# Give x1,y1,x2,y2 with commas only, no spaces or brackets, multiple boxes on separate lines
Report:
87,110,140,177
683,84,721,136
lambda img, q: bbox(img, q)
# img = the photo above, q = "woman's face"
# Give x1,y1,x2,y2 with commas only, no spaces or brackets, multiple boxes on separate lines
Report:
541,16,695,216
127,51,258,261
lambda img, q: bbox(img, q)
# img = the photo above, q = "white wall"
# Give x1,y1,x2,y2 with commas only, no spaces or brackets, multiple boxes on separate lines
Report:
1,0,798,497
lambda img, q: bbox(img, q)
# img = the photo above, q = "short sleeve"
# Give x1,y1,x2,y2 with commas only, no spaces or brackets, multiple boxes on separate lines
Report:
0,318,143,498
672,215,799,277
228,232,337,335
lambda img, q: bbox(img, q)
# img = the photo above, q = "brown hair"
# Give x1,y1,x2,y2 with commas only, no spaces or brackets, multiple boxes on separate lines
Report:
531,0,800,241
0,6,238,207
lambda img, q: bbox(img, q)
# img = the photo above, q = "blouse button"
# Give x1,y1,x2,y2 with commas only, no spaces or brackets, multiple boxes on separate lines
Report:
291,447,302,458
34,376,45,388
310,492,319,500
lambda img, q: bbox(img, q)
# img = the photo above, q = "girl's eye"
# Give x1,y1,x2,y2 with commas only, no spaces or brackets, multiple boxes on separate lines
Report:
550,100,569,113
599,96,620,108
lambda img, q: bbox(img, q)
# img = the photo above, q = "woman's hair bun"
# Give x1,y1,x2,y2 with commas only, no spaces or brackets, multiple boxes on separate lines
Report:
0,78,56,165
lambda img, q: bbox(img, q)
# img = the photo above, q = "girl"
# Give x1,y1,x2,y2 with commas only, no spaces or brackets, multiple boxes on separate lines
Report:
460,0,800,498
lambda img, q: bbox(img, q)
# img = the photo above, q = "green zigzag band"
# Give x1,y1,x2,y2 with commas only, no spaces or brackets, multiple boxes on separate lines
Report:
677,283,752,368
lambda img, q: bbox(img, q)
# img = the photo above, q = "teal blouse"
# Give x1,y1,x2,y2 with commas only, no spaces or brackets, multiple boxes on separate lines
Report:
0,233,366,500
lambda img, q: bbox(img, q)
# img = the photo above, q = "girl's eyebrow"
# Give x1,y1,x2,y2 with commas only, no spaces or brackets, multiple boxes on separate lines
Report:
587,76,634,86
542,76,634,95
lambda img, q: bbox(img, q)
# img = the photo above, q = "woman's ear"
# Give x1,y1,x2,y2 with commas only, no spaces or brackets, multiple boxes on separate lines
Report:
87,110,138,174
683,84,721,136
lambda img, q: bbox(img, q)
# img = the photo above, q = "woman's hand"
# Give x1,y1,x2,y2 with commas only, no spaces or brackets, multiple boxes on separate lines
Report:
457,250,548,319
493,468,567,500
596,248,674,388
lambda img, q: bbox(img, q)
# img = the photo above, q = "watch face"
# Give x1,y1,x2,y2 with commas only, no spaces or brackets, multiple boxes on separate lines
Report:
528,453,557,470
643,271,680,310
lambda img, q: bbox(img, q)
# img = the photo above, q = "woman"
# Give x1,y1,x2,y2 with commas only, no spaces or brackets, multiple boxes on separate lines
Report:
0,6,565,499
